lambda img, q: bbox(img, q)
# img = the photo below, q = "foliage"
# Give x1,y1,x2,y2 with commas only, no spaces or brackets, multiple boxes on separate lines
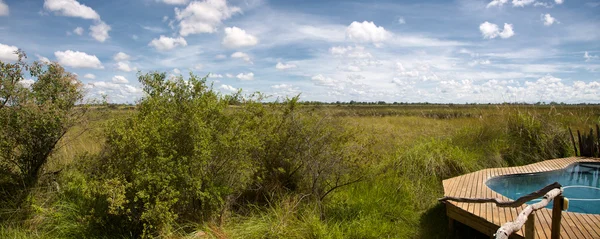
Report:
0,51,84,209
242,97,369,206
80,72,366,238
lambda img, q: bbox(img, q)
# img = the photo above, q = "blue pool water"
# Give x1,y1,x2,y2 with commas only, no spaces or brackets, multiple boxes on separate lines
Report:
486,162,600,214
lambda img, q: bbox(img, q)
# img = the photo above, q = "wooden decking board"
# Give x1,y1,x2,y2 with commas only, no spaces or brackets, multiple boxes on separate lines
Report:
455,168,468,211
532,211,548,239
467,171,479,215
581,213,600,237
499,167,514,224
442,157,600,239
473,168,482,218
562,212,586,239
588,213,600,236
537,208,553,239
566,211,595,239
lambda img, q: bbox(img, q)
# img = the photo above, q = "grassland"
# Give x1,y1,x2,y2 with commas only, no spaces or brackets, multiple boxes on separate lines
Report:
2,104,600,238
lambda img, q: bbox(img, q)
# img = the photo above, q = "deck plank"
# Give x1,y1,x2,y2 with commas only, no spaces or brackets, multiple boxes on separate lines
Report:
581,214,600,238
566,211,596,239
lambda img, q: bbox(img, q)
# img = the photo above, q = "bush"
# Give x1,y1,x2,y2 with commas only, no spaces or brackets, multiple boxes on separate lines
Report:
83,72,261,237
0,52,84,209
82,72,366,237
242,97,368,206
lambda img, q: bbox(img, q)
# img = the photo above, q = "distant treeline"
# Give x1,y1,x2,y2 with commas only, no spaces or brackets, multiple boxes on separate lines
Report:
88,101,600,108
297,101,600,106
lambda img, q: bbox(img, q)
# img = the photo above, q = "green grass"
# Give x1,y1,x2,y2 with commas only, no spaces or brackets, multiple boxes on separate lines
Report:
4,104,599,238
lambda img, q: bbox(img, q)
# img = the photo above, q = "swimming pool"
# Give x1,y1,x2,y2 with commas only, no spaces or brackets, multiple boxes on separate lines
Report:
486,162,600,214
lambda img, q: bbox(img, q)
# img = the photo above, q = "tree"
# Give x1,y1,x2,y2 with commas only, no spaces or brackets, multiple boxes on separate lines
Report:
0,51,84,205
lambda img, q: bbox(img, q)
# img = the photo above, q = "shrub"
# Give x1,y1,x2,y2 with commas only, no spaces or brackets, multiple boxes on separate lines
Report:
84,72,367,237
241,97,368,206
84,72,262,237
0,52,84,209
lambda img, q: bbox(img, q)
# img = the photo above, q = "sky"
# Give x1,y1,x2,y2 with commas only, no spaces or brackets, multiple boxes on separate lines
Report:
0,0,599,104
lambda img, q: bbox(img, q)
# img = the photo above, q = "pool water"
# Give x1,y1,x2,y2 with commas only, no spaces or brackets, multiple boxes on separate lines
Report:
486,162,600,214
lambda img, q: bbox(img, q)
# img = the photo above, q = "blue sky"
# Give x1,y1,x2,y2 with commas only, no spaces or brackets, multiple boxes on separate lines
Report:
0,0,599,103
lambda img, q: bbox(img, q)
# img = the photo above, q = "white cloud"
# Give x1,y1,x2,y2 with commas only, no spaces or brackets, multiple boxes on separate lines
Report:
91,81,142,94
89,21,111,42
215,54,227,59
555,0,563,4
275,62,297,70
480,22,499,38
174,0,241,36
499,23,514,38
584,51,598,61
19,79,35,88
329,45,372,58
271,84,291,89
344,65,362,72
160,0,189,5
542,13,558,26
534,2,553,7
225,73,233,78
112,75,129,84
512,0,535,7
116,62,136,72
148,35,188,51
236,72,254,80
330,46,351,55
193,64,203,70
84,73,95,79
113,52,130,61
458,48,478,57
346,21,390,44
487,0,508,8
220,84,237,92
54,50,103,69
479,22,514,39
173,68,181,74
468,59,492,66
35,54,51,64
231,51,251,63
141,25,166,33
73,27,84,35
270,84,300,97
398,17,406,24
43,0,100,20
209,73,223,78
311,74,337,87
0,0,8,16
0,43,18,61
222,26,258,48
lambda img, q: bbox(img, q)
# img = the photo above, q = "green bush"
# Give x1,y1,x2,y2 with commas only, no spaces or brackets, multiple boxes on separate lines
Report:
81,72,366,237
0,52,84,209
242,97,368,205
83,72,261,237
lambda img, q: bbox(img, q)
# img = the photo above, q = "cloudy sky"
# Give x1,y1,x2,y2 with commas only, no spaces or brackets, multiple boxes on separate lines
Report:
0,0,599,103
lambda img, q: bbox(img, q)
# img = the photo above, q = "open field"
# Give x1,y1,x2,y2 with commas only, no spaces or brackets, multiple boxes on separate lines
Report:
2,103,600,238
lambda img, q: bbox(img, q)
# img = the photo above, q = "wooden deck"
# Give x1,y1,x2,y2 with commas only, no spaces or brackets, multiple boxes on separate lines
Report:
442,157,600,239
